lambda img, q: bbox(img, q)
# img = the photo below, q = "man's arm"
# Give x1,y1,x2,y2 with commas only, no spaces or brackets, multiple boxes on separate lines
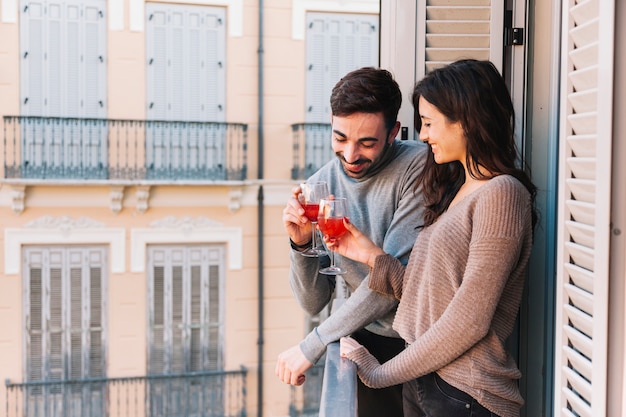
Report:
288,249,336,316
275,275,397,386
299,275,398,364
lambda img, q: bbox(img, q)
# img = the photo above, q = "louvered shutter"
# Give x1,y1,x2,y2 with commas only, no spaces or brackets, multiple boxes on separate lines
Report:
415,0,504,77
148,245,224,374
553,1,614,416
24,246,107,386
305,12,379,123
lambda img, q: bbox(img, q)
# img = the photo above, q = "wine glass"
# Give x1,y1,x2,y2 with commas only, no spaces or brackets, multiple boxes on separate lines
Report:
317,197,349,275
298,181,330,257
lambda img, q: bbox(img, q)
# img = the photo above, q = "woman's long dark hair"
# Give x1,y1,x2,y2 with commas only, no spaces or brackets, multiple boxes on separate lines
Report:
412,59,537,227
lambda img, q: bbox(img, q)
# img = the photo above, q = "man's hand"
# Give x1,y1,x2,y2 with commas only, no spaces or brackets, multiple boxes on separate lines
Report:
283,186,313,246
275,344,313,386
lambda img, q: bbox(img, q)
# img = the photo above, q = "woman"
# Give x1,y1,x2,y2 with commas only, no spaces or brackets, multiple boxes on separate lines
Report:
325,59,537,417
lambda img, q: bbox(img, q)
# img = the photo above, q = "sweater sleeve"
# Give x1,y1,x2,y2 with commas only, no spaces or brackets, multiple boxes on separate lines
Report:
300,275,398,364
346,179,532,388
368,254,406,300
288,249,336,316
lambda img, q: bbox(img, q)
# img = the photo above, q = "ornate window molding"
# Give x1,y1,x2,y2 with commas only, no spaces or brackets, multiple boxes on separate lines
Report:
4,216,126,275
130,216,242,272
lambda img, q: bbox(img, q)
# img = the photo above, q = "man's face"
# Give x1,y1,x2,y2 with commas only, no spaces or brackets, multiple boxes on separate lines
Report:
331,112,397,179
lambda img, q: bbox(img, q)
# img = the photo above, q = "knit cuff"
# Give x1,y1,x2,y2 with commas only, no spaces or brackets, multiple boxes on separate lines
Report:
290,238,312,251
368,254,404,297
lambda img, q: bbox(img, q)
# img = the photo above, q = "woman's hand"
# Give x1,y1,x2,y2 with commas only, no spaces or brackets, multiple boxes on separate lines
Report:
340,336,364,359
322,218,385,268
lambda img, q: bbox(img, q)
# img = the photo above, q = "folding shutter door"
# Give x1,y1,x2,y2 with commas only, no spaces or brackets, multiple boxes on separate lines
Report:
415,0,504,77
553,1,615,416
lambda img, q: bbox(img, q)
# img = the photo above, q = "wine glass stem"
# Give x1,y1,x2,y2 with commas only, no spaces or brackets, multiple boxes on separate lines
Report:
311,222,317,248
329,249,335,268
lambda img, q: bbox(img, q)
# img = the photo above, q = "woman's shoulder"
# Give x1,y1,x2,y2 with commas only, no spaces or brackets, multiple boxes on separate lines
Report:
474,175,532,211
486,174,528,194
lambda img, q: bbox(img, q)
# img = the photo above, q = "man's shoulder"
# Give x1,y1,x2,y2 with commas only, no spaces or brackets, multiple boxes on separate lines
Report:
388,140,428,170
394,139,428,157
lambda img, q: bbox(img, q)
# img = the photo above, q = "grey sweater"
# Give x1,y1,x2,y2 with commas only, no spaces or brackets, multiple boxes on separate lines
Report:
345,175,534,417
290,140,428,364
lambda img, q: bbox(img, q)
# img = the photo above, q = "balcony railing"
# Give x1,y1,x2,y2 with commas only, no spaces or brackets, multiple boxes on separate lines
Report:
289,343,357,417
291,123,332,180
4,368,247,417
2,116,248,182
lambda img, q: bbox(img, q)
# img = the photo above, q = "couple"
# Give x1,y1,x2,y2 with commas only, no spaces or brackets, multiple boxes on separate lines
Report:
276,60,537,417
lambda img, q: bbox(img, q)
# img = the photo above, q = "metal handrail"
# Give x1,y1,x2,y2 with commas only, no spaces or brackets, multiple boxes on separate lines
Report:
319,342,357,417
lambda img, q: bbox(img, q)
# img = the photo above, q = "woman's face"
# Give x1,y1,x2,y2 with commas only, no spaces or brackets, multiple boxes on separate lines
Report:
418,96,467,166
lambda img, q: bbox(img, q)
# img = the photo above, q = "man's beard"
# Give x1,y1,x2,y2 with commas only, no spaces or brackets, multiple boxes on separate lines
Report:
337,140,395,179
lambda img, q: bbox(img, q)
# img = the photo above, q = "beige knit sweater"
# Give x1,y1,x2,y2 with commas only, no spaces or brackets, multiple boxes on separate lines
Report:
344,175,534,417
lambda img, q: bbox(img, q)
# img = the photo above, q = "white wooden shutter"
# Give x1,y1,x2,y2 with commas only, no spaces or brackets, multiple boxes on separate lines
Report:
415,0,504,77
146,3,226,122
148,245,225,374
553,1,615,416
20,0,106,118
23,246,107,381
305,12,379,123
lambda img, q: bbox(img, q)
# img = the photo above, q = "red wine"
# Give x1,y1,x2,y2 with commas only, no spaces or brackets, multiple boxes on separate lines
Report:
303,203,320,222
317,216,347,238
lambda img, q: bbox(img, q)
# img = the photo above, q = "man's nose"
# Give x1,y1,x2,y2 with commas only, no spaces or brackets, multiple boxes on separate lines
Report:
342,144,360,163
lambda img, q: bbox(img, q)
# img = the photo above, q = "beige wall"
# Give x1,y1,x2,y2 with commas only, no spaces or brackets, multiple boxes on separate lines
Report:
0,184,305,416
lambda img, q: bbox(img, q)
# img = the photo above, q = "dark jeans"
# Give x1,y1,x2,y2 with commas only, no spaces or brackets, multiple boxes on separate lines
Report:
403,372,498,417
351,328,405,417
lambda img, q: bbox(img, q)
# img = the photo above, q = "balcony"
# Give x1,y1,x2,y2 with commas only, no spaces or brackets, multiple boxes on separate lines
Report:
289,343,357,417
290,123,333,180
2,116,248,183
4,368,247,417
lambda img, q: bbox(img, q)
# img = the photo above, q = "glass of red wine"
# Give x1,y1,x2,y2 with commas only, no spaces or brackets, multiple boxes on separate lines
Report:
298,181,330,257
317,197,348,275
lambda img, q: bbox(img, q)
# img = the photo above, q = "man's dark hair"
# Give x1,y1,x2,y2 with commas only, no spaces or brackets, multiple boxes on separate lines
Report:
330,67,402,133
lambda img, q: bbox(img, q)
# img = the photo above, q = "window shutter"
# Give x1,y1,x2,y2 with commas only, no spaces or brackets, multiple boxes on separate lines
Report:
20,0,106,117
148,245,224,374
305,12,379,123
553,1,614,417
25,250,44,382
146,3,226,122
415,0,504,76
149,248,167,374
20,1,46,115
23,246,107,382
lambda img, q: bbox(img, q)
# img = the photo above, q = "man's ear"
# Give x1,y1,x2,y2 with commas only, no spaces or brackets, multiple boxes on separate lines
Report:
388,121,401,142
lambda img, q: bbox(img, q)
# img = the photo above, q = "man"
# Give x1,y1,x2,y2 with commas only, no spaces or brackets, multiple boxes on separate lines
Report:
276,67,427,417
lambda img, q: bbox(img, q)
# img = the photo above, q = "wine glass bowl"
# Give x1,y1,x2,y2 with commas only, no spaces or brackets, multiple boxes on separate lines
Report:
298,181,330,257
317,197,348,275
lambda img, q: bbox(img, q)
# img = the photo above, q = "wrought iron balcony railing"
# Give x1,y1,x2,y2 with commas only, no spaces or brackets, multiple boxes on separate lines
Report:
2,116,247,182
291,123,333,180
5,368,247,417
